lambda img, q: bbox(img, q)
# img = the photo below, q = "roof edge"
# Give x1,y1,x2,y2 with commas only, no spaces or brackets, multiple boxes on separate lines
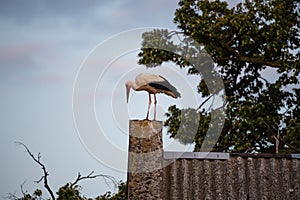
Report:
230,153,300,159
164,151,229,160
164,151,300,160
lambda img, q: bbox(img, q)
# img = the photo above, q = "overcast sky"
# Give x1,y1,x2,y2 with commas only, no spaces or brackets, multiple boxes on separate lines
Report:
0,0,241,198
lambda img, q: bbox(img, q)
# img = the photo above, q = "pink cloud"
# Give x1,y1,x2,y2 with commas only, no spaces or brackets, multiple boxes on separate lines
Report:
38,73,65,84
0,43,50,71
0,42,45,60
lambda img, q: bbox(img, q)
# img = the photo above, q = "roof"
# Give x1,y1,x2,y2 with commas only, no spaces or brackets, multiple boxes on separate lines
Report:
163,151,300,200
164,151,300,160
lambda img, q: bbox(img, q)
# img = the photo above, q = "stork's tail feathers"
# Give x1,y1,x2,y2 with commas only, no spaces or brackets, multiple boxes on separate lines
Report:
168,88,181,99
173,89,181,98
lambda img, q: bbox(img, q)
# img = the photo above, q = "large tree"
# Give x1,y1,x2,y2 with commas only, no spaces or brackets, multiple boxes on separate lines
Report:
138,0,300,153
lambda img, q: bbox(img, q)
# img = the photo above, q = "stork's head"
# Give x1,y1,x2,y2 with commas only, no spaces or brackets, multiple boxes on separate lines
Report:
125,80,131,103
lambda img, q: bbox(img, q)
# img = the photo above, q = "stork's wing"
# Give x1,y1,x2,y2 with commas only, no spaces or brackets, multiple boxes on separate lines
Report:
135,73,165,86
149,75,181,98
135,73,181,98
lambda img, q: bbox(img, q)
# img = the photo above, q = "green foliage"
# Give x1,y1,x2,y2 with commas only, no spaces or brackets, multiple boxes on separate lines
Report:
14,189,43,200
8,181,127,200
165,106,210,145
56,181,127,200
56,184,84,200
96,182,127,200
138,0,300,153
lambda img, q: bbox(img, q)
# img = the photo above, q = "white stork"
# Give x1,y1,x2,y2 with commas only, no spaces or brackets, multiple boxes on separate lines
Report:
125,73,181,120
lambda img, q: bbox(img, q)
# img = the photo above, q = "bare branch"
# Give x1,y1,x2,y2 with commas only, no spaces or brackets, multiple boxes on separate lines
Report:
6,192,19,200
207,95,216,112
14,142,120,199
6,182,29,200
15,142,56,200
260,120,300,152
258,75,269,84
35,176,44,184
101,175,119,190
197,94,214,111
168,30,184,38
273,135,280,154
70,171,118,189
20,181,28,197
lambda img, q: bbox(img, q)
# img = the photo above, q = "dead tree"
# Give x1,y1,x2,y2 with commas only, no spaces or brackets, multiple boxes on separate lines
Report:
10,142,117,200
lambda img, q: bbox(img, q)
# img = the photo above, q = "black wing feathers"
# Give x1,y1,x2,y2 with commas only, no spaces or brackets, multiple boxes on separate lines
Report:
149,76,181,97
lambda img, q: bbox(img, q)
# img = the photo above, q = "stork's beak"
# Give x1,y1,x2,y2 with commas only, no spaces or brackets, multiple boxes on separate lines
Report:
126,85,130,103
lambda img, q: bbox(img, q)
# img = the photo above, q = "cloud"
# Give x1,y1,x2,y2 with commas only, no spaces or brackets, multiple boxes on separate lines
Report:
0,0,102,23
0,43,43,60
0,42,46,70
37,73,65,85
119,0,178,28
0,41,69,86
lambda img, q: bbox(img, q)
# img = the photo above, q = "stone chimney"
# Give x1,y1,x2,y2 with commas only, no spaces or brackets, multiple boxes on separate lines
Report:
127,120,164,200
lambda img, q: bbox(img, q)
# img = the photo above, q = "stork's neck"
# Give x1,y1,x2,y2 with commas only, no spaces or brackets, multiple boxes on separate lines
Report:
126,80,138,90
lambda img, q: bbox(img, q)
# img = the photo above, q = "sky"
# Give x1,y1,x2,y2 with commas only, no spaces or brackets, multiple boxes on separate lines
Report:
0,0,240,198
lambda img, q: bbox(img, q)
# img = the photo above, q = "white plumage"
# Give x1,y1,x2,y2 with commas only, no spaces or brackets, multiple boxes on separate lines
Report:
125,73,181,120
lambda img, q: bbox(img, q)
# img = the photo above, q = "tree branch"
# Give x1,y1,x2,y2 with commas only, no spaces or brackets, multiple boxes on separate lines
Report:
217,41,281,67
258,75,269,84
6,193,19,200
260,120,300,152
6,181,28,200
15,142,56,200
237,56,281,68
20,181,28,197
70,171,118,189
197,94,214,111
167,30,184,37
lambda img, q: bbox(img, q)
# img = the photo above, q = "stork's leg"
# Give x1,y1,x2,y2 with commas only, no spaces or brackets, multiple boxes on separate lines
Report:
146,93,151,120
154,94,157,121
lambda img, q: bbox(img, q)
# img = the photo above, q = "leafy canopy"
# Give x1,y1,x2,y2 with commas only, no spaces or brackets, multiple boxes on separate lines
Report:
138,0,300,153
8,181,126,200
